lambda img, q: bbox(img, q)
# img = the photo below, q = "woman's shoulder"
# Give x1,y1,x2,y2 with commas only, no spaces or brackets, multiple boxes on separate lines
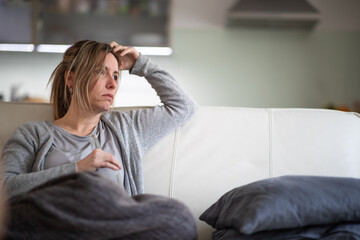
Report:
15,120,53,135
101,109,150,131
101,107,154,122
4,120,54,149
19,120,51,128
101,110,131,123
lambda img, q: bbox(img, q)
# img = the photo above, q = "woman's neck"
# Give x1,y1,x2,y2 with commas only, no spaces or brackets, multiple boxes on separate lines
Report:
53,105,102,137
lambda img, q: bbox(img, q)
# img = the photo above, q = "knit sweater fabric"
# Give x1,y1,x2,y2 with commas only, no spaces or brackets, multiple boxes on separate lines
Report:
1,54,198,198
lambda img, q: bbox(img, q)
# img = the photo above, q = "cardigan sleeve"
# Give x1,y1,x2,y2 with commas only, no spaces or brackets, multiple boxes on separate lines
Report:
123,54,198,152
1,122,77,198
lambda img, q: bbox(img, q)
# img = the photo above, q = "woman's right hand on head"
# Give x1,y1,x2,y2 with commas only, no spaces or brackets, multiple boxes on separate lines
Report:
76,149,122,172
110,41,139,71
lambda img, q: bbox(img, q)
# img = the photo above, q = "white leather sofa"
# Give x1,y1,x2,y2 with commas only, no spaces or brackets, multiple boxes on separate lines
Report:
1,102,360,240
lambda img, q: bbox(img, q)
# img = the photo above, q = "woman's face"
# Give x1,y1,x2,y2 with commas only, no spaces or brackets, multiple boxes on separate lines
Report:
88,53,120,113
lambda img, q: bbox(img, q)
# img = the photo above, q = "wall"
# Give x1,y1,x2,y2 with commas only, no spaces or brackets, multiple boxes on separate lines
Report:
170,29,360,108
0,0,359,110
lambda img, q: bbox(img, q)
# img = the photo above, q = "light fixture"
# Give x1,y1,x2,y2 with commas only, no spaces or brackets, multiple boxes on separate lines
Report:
134,47,173,56
36,44,71,53
0,43,172,56
0,44,35,52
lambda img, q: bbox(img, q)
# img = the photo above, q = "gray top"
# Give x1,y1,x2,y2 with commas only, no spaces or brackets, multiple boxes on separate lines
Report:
1,54,198,198
44,120,124,184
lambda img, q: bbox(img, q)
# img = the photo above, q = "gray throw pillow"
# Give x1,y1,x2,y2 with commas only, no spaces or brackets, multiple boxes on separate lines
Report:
200,175,360,234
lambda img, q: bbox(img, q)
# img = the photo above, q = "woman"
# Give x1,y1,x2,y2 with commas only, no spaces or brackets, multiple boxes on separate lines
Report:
1,40,198,239
1,40,197,198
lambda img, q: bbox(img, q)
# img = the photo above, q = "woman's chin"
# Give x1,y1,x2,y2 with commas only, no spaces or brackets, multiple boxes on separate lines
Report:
92,103,112,113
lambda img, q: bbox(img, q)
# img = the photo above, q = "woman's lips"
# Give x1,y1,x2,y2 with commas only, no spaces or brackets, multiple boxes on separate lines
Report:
103,94,113,100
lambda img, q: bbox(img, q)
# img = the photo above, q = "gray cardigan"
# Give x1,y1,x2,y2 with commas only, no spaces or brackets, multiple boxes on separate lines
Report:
1,54,198,198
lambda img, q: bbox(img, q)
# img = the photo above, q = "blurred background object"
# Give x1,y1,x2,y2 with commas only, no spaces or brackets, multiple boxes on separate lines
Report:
37,0,169,47
0,0,170,47
352,100,360,113
0,0,359,111
226,0,320,29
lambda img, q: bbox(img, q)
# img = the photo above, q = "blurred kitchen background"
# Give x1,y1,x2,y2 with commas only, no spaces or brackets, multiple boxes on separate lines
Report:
0,0,359,112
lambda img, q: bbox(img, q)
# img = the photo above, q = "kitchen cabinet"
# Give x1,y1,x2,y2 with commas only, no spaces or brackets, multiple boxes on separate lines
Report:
0,0,171,49
0,0,32,43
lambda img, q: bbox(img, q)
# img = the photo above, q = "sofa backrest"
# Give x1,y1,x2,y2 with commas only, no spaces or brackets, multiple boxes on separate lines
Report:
1,102,360,240
143,106,360,239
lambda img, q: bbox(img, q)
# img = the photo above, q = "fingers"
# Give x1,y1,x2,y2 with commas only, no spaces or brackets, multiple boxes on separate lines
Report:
110,41,124,50
104,155,123,171
94,150,122,170
78,149,122,172
110,41,139,57
119,47,135,57
109,41,117,48
109,41,139,71
110,41,126,53
102,162,122,171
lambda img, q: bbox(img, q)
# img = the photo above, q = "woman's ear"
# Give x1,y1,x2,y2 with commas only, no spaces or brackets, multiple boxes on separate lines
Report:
64,70,74,88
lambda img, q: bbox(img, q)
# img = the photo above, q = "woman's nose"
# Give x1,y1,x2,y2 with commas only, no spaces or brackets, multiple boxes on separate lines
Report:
106,73,117,89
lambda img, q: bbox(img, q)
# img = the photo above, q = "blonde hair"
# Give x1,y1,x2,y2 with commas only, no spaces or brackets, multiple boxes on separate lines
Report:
48,40,120,120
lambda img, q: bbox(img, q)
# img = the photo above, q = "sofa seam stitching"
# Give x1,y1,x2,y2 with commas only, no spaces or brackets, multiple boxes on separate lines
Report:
268,109,274,178
169,127,180,198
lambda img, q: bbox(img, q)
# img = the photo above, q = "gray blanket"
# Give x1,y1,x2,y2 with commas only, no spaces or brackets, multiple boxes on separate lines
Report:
5,172,197,240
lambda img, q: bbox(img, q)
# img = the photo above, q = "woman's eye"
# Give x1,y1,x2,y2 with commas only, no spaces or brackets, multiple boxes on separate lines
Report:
113,75,118,81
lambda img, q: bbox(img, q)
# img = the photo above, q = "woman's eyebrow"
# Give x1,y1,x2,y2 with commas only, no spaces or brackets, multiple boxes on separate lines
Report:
104,66,119,75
